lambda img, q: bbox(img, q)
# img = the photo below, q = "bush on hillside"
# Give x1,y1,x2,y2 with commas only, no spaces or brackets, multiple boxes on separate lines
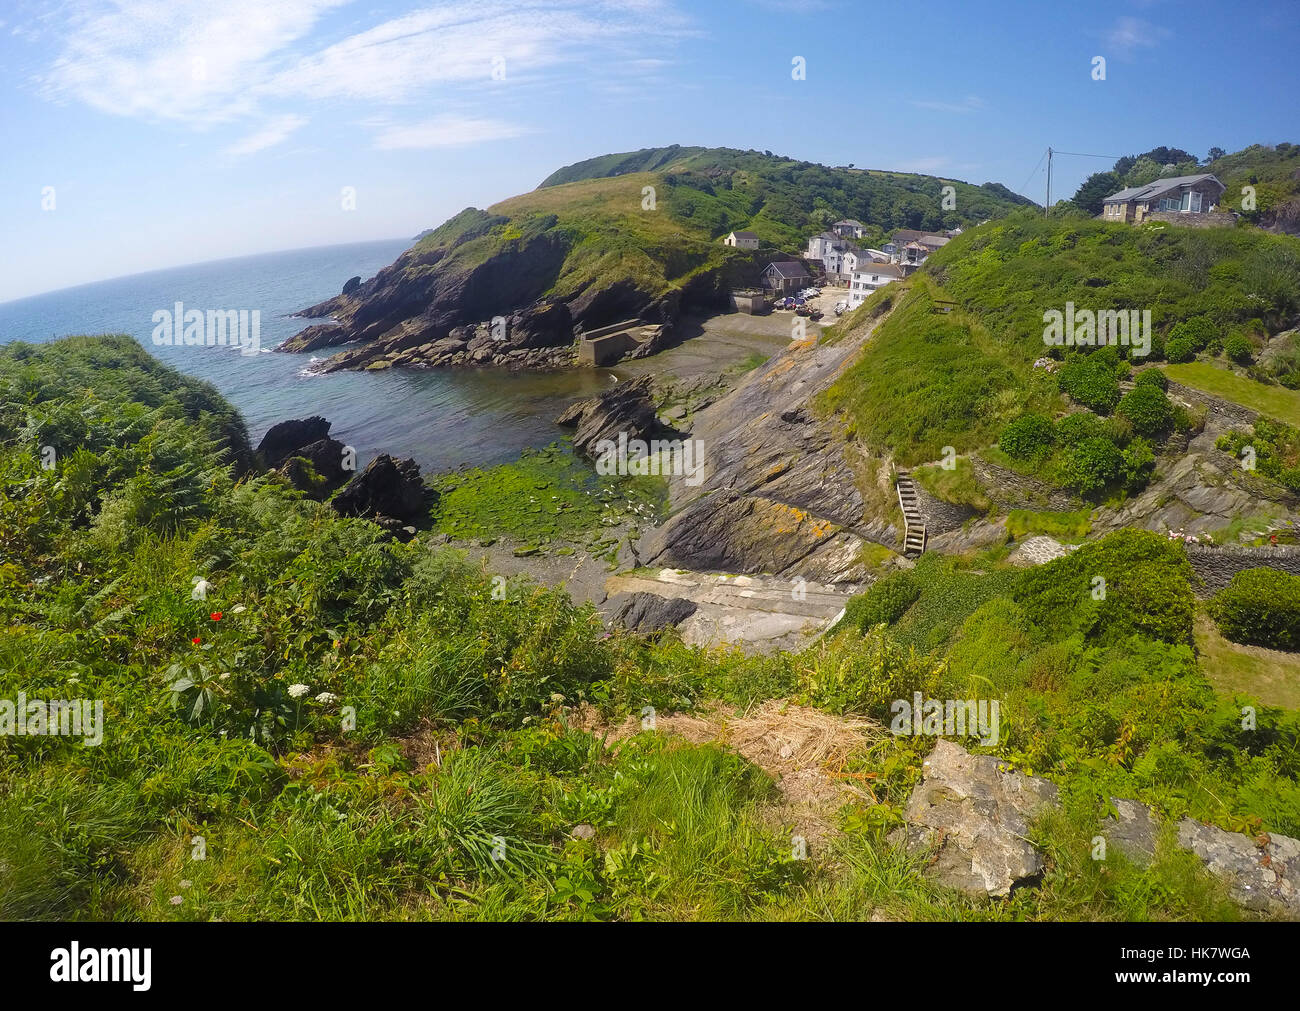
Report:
1058,354,1121,412
1165,335,1197,363
1223,331,1254,364
843,571,920,632
1209,568,1300,650
1168,316,1217,352
1134,368,1168,390
1013,529,1194,645
1117,384,1172,436
1058,437,1124,497
999,412,1056,462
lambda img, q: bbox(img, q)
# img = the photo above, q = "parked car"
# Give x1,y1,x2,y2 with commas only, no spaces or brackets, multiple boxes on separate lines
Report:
808,309,824,321
791,296,806,307
806,287,821,297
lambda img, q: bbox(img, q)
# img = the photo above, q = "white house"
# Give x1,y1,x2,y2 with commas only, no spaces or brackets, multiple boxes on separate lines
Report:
806,231,845,261
847,262,904,306
840,248,879,276
724,230,760,249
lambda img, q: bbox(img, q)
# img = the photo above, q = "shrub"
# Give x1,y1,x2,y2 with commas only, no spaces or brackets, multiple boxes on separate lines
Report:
1013,529,1194,645
798,630,944,718
1165,334,1197,363
1223,331,1254,364
1168,316,1216,352
1116,384,1172,436
1058,437,1124,497
1134,368,1168,391
1055,411,1108,443
1121,437,1157,489
843,571,919,632
999,413,1056,462
1058,354,1121,412
1209,568,1300,650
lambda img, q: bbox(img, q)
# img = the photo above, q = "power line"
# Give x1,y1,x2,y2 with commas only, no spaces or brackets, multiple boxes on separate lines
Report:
1019,147,1049,196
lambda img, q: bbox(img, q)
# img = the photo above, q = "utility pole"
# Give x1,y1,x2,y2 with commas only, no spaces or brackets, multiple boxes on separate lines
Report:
1045,147,1052,217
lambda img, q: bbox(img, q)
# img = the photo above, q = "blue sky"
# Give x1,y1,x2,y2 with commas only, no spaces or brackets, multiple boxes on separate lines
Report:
1,0,1297,303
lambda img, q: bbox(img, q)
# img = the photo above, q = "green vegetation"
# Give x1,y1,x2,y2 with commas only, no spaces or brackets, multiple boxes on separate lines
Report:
1215,417,1300,493
1168,362,1300,428
1208,568,1300,651
1207,142,1300,231
842,571,920,633
912,456,991,512
428,444,665,561
1006,508,1093,542
3,336,1299,923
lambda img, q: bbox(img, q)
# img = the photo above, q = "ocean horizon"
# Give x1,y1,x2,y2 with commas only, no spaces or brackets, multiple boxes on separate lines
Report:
0,239,615,475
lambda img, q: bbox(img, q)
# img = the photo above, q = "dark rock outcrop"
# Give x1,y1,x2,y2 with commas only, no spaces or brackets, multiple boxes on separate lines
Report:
332,454,431,524
608,592,697,636
257,417,332,468
277,437,351,499
557,374,681,461
342,275,362,296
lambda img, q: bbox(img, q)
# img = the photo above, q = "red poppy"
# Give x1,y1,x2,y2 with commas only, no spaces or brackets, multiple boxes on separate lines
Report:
192,636,201,645
211,612,223,621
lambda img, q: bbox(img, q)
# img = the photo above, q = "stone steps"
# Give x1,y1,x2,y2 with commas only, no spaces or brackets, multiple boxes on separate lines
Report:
895,468,928,557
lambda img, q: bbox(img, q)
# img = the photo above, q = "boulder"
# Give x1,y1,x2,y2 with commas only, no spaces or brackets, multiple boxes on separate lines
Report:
891,739,1059,897
607,592,697,636
257,416,332,469
342,275,362,296
556,374,679,461
1104,797,1161,865
332,454,431,524
1177,817,1300,918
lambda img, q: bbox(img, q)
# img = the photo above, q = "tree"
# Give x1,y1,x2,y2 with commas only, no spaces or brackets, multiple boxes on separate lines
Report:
1072,171,1121,215
1206,146,1226,163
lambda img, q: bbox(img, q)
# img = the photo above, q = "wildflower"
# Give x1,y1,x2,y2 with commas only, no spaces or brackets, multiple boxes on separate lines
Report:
210,612,222,621
179,880,192,889
288,684,310,699
231,605,247,614
192,637,201,645
316,692,338,705
169,895,182,906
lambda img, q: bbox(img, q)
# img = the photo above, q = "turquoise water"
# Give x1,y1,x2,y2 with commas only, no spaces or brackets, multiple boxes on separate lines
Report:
0,240,616,473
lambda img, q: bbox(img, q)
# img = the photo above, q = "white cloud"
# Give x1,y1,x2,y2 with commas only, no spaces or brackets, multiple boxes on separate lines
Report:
224,114,308,156
1103,16,1170,56
39,0,347,123
35,0,691,153
371,115,532,150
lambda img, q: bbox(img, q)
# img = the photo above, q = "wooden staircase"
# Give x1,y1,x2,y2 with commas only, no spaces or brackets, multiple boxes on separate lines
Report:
895,469,928,557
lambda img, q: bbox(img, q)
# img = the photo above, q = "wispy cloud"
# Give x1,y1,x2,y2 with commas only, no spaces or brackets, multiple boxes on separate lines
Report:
35,0,692,154
1103,16,1170,56
38,0,347,123
909,95,985,114
224,114,308,157
371,115,533,150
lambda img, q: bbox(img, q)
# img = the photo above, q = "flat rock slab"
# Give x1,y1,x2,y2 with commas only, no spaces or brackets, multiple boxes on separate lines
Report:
1104,797,1161,865
893,739,1059,897
1177,818,1300,919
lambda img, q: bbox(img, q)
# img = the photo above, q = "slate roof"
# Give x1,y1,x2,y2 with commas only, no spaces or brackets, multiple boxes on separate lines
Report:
765,261,811,279
1103,174,1225,204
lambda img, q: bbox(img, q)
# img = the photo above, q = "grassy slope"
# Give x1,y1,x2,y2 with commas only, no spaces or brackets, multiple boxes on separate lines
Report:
1207,142,1300,226
1164,360,1300,426
395,147,1037,318
823,209,1300,465
5,337,1300,923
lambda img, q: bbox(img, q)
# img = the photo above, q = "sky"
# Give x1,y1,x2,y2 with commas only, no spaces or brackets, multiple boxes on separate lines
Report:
1,0,1297,303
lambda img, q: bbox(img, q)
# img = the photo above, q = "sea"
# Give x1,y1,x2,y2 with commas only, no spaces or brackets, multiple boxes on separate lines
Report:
0,239,617,474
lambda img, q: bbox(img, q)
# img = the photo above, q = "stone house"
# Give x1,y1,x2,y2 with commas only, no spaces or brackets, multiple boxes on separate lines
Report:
1101,174,1227,224
833,219,866,238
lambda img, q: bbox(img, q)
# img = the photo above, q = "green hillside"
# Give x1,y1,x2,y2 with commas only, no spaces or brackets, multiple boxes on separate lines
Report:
824,209,1300,473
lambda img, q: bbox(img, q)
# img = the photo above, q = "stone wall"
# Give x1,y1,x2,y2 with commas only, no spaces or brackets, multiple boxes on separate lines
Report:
1146,210,1238,229
1185,543,1300,595
969,455,1079,511
1164,378,1259,431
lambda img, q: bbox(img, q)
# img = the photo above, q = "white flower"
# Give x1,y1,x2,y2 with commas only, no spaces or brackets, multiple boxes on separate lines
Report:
179,879,192,889
315,692,338,705
288,684,310,699
231,605,247,614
